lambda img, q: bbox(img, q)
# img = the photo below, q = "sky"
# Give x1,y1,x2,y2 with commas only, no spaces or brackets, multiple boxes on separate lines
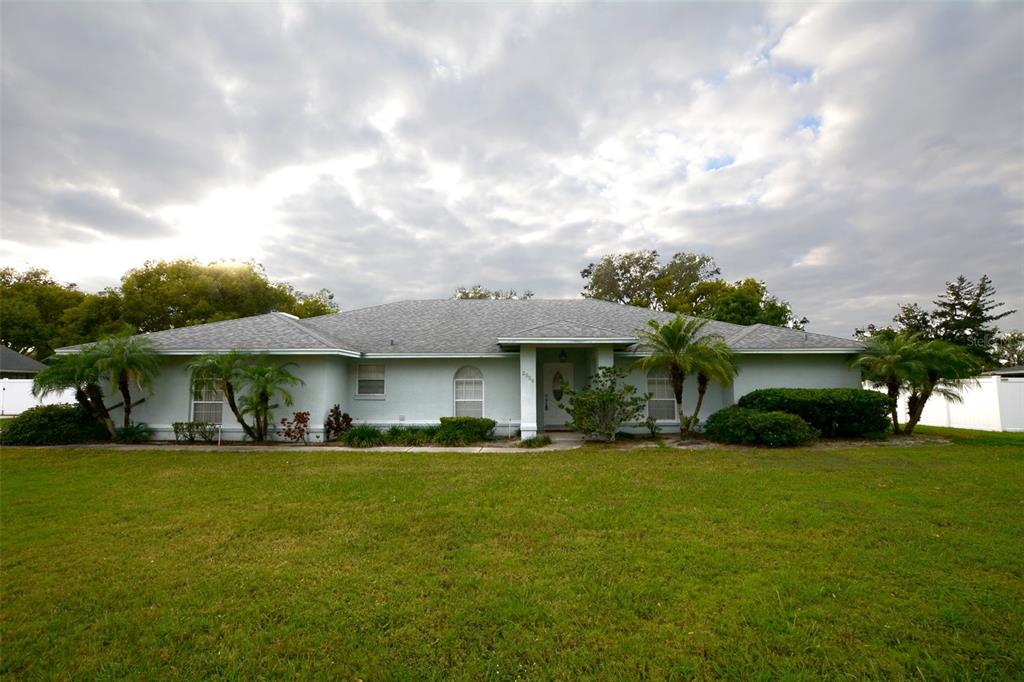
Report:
1,2,1021,338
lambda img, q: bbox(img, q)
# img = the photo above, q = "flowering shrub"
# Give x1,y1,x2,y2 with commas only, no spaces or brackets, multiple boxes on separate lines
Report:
280,411,311,443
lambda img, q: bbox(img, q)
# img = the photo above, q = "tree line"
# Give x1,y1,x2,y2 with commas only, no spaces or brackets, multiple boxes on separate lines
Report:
1,260,338,359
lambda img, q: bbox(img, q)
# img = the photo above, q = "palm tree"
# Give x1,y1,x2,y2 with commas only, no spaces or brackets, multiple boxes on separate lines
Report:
236,361,304,441
32,346,116,438
904,340,980,435
187,352,258,441
634,316,729,436
687,337,738,431
92,335,160,429
852,333,926,435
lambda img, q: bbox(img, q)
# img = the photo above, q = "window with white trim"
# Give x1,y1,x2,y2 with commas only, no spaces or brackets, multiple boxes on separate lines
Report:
357,364,386,396
454,366,484,418
647,368,676,421
191,378,224,424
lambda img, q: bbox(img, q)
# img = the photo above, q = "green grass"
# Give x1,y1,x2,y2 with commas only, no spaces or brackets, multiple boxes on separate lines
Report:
2,433,1022,679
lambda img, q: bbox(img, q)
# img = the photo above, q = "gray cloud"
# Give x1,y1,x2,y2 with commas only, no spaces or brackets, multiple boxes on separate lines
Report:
1,2,1021,337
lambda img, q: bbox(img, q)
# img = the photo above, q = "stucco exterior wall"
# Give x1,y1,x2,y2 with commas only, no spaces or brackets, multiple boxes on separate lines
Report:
346,356,521,435
613,355,727,434
729,354,861,403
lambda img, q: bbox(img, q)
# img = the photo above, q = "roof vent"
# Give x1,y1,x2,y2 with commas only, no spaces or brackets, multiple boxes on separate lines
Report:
389,339,395,346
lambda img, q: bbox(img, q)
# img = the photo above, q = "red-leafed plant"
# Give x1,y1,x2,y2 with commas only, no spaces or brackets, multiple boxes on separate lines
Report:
324,404,353,442
280,410,311,443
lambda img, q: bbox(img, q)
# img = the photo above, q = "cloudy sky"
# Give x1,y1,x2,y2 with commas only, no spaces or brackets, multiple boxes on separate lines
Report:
2,2,1021,337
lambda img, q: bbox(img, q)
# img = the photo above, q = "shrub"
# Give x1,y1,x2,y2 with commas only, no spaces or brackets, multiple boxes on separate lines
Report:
435,417,497,446
172,421,218,444
280,411,311,443
737,388,890,438
642,416,660,437
560,366,648,441
518,435,552,448
0,404,110,445
340,424,384,447
704,406,819,448
324,405,353,441
116,423,153,444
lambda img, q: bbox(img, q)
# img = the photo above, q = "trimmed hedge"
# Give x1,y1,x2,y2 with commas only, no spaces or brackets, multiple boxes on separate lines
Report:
737,388,890,438
0,403,109,445
435,417,497,446
704,406,819,448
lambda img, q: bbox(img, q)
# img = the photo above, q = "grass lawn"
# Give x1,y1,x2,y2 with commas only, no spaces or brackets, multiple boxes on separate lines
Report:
2,428,1022,679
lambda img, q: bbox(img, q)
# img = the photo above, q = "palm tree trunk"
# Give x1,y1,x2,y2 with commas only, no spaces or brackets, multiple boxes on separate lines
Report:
886,379,901,435
690,374,709,431
224,382,257,441
672,371,686,437
118,373,133,429
84,383,117,439
904,390,930,435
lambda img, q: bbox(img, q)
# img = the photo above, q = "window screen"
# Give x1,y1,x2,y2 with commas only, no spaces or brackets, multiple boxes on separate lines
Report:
454,366,484,418
357,364,386,395
647,368,676,421
192,379,224,424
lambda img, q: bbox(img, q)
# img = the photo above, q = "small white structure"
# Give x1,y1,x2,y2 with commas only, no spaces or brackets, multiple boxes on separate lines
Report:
903,366,1024,432
0,379,76,416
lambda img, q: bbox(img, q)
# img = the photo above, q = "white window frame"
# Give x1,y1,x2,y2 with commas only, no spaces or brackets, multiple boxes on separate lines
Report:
453,366,485,418
356,364,386,397
190,377,225,425
647,368,677,422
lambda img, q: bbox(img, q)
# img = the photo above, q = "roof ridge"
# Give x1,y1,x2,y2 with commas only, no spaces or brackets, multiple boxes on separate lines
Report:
273,312,357,351
510,317,626,336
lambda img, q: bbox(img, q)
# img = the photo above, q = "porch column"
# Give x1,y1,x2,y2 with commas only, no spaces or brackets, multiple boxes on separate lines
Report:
519,345,538,437
596,345,614,369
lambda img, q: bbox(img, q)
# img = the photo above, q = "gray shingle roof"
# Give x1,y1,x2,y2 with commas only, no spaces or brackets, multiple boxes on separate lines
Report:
1,346,46,373
56,299,864,355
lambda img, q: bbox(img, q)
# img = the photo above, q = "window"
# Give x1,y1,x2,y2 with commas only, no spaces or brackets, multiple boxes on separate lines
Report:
357,364,385,396
647,368,676,421
191,378,224,424
454,366,484,418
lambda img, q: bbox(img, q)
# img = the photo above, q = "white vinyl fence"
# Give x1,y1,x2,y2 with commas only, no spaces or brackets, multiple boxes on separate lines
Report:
872,376,1024,432
0,379,76,416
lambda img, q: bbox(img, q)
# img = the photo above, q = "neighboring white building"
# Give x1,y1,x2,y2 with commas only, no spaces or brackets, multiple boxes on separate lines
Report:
907,366,1024,432
55,299,866,440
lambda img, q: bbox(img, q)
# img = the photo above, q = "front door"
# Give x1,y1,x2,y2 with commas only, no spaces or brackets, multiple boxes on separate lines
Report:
543,362,574,428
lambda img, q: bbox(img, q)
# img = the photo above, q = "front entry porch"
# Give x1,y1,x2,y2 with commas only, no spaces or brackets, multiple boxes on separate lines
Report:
517,344,617,438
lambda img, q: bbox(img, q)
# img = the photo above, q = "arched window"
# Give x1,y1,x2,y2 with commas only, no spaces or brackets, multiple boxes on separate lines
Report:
647,368,676,421
191,376,225,424
454,366,484,418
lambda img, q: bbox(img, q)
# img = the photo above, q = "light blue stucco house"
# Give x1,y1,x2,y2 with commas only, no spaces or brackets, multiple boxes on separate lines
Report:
59,299,864,440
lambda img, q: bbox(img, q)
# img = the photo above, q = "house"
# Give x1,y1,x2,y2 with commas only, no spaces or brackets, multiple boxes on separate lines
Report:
56,299,865,440
1,346,46,379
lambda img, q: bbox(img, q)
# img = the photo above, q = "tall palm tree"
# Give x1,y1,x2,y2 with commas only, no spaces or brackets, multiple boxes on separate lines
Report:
32,346,116,438
237,361,304,441
904,340,980,435
852,333,926,435
634,316,728,436
92,335,160,428
187,352,258,441
687,338,738,431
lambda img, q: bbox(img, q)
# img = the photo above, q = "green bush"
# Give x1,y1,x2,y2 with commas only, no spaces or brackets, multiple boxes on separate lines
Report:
518,435,552,449
116,423,153,444
340,424,384,447
737,388,890,438
704,406,819,448
435,417,497,446
560,366,648,441
172,421,218,444
0,404,110,445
